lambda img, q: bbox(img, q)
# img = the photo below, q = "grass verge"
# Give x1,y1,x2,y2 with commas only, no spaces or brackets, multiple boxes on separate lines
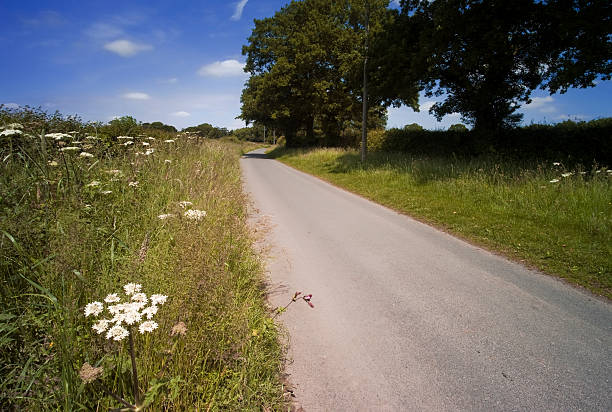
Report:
1,115,284,409
269,146,611,299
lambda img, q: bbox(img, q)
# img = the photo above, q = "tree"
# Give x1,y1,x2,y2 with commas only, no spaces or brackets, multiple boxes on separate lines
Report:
240,0,390,147
376,0,611,131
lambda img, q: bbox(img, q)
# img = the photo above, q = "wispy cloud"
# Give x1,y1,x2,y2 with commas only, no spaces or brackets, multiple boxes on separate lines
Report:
104,39,152,57
198,59,246,77
525,96,555,112
122,92,151,100
231,0,249,21
171,111,190,117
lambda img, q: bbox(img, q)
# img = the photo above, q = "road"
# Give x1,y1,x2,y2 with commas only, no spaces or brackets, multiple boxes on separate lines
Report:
240,148,611,411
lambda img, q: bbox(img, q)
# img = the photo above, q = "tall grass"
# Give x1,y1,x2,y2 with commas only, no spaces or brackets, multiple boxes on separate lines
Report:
1,111,284,410
270,147,612,298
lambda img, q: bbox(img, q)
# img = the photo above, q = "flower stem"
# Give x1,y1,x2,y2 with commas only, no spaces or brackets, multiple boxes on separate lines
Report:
128,329,141,407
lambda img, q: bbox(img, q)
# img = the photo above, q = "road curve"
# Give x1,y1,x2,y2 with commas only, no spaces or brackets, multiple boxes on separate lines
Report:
240,148,611,411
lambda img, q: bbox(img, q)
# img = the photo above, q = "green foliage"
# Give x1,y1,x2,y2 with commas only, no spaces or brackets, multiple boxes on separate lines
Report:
142,121,177,133
182,123,229,139
374,1,612,131
270,147,612,298
240,0,391,146
0,107,285,410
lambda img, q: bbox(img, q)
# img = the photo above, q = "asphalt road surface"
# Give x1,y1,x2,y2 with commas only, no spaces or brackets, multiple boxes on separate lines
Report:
240,148,611,411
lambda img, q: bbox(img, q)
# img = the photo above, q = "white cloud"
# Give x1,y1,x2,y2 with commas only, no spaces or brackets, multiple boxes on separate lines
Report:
198,59,246,77
122,92,151,100
525,96,555,112
419,101,436,112
104,39,152,57
171,111,190,117
231,0,249,21
2,103,20,109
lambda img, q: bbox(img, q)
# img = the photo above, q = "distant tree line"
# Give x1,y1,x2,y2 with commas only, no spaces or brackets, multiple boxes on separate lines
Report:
239,0,611,150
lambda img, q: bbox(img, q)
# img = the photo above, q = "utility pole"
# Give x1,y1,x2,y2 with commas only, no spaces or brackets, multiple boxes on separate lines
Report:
263,125,266,143
361,0,370,163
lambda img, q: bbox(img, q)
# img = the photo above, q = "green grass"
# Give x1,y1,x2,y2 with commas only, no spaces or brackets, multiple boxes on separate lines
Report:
1,114,285,410
269,147,612,299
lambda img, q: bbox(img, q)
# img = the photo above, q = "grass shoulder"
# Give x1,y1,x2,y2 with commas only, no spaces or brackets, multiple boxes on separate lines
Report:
268,146,611,300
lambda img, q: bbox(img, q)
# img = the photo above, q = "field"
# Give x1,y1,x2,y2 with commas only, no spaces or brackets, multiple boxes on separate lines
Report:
1,113,285,410
270,147,612,299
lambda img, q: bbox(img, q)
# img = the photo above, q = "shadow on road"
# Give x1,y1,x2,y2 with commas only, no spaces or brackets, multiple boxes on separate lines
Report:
242,151,269,160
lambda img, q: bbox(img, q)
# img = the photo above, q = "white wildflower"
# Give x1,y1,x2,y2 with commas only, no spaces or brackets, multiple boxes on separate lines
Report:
86,181,100,187
84,301,104,317
123,141,133,146
101,190,112,195
184,209,206,221
135,152,144,156
145,149,155,155
138,321,158,334
60,146,80,151
131,292,148,304
117,136,133,140
80,152,94,158
48,160,59,167
141,305,158,319
178,201,193,209
85,135,99,140
69,131,78,134
552,162,561,166
107,169,122,176
0,129,22,136
549,179,560,183
158,213,175,220
164,139,175,143
92,319,111,334
150,294,167,305
123,308,142,326
4,123,23,129
106,325,129,341
104,293,120,303
561,172,573,178
45,132,71,140
124,283,142,296
142,142,150,146
128,181,139,187
147,137,156,140
164,159,171,164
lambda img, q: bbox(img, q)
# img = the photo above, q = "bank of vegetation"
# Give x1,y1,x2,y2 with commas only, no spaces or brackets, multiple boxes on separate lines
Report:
0,106,284,410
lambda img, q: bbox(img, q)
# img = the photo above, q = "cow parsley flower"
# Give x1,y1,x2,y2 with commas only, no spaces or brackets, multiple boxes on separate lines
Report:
561,172,573,178
106,325,129,341
158,213,175,220
123,141,134,146
124,283,142,296
86,181,101,187
128,181,139,187
142,142,150,146
101,190,112,195
104,293,120,303
164,159,171,163
117,136,133,140
150,294,167,305
92,319,111,334
0,129,22,136
164,139,175,143
178,201,193,209
123,308,142,325
4,123,23,129
145,149,155,155
131,292,148,304
84,301,104,317
141,305,158,319
184,209,206,221
139,321,158,334
60,146,80,151
80,152,94,158
549,179,559,183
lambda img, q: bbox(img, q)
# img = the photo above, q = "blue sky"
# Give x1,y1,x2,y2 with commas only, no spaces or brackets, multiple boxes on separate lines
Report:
1,1,610,131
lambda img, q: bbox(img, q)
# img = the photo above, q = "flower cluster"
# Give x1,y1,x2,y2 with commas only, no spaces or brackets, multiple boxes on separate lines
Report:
184,209,206,221
84,283,167,341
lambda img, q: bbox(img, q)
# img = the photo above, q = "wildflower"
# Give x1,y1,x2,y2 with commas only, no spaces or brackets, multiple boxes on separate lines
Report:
303,294,314,308
128,181,139,187
79,363,104,383
117,136,133,140
552,162,561,166
142,142,150,146
69,131,78,134
171,321,187,336
607,170,612,174
138,321,158,334
45,132,72,140
131,292,148,304
86,181,100,187
107,169,122,176
84,301,104,317
106,325,129,341
145,149,155,155
124,283,142,296
85,135,99,140
158,213,174,220
92,319,111,334
150,294,167,305
123,141,134,146
60,146,80,151
141,305,158,319
80,152,94,158
48,160,59,167
104,293,120,303
0,129,22,136
147,137,156,140
164,139,175,143
101,190,113,195
178,201,193,209
164,159,172,164
184,209,206,221
549,179,559,183
561,172,573,178
123,308,142,325
4,123,23,129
